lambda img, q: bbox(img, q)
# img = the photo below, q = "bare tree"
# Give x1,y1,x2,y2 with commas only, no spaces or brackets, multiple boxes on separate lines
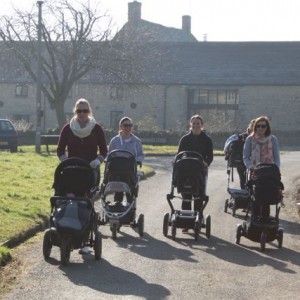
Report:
0,0,137,129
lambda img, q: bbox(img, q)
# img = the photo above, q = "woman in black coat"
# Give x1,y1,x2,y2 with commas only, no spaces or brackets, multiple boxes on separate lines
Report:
177,115,213,232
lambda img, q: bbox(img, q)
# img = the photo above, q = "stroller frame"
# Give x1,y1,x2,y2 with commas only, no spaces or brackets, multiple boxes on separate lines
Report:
99,149,144,239
164,151,211,241
42,158,102,265
235,163,284,251
224,164,251,217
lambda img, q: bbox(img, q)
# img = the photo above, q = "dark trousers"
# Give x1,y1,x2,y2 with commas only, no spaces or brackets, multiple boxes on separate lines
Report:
114,192,131,203
181,193,203,211
252,202,270,219
237,164,246,189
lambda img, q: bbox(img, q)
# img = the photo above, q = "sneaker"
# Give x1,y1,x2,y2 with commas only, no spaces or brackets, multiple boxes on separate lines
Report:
182,228,189,233
78,246,90,254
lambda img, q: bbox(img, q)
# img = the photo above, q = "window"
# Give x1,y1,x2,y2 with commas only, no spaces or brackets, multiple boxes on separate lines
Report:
15,84,28,97
110,86,124,100
187,88,240,128
187,88,239,106
110,111,124,130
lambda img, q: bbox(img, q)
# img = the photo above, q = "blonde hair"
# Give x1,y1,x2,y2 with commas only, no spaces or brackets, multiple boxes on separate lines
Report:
73,98,93,117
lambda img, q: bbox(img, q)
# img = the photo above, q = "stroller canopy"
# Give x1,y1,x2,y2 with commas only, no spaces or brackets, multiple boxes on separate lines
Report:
53,158,95,197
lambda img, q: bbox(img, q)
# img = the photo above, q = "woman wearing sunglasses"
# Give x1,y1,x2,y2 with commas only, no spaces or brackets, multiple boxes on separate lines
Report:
243,115,281,219
108,116,144,203
243,115,280,170
109,116,144,163
56,98,107,254
57,98,108,184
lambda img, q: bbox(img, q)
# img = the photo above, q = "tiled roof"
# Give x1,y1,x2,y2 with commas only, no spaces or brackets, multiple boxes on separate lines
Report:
1,41,300,86
82,41,300,86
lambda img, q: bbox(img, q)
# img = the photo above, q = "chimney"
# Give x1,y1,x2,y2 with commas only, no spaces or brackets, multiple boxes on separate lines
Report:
128,1,142,23
182,15,191,34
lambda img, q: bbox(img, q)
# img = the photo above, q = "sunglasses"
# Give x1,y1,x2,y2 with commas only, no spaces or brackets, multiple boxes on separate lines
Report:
256,124,267,129
122,123,133,128
76,109,89,114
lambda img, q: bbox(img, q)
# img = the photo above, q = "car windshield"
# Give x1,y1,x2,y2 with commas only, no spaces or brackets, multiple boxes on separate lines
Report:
0,121,14,131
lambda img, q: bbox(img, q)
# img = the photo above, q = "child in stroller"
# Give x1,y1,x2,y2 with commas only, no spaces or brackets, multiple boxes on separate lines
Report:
164,151,211,241
99,149,144,239
236,163,284,251
42,158,102,265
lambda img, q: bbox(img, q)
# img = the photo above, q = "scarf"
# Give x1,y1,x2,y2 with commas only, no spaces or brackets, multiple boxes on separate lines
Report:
251,134,273,167
69,116,96,138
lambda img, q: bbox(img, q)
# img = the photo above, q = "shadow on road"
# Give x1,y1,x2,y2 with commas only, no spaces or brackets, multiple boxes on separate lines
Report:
58,258,170,299
110,231,198,262
192,235,300,274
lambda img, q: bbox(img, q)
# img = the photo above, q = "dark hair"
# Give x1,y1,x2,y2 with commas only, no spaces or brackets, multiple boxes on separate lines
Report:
253,115,271,136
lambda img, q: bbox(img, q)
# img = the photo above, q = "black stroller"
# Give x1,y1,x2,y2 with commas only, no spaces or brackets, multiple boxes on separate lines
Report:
235,163,284,251
42,158,102,265
164,151,211,241
99,149,144,239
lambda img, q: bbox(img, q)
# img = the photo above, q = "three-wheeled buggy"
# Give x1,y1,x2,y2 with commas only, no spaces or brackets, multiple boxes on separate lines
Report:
42,158,102,265
235,163,284,251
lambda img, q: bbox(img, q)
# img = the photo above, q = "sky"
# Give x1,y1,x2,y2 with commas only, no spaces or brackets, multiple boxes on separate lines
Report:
2,0,300,42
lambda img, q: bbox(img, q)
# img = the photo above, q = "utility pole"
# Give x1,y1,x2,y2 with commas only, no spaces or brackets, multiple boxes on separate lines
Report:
35,1,43,153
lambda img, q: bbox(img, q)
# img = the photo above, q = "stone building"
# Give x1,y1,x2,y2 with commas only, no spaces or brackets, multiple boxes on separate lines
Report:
0,1,299,134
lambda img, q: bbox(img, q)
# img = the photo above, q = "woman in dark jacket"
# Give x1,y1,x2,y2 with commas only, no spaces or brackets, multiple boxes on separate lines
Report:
177,115,213,232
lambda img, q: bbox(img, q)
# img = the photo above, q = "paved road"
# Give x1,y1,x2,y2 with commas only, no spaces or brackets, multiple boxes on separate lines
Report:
3,153,300,300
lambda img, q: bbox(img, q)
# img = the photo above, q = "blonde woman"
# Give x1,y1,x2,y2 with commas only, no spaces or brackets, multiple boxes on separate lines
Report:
57,98,108,254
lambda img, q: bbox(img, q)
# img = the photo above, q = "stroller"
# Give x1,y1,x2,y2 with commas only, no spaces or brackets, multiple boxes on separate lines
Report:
235,163,284,251
99,149,144,239
224,167,251,217
224,136,250,216
42,158,102,265
164,151,211,241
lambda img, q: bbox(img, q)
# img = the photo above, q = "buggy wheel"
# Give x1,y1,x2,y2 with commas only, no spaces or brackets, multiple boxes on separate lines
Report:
43,229,52,260
93,212,100,232
194,222,200,241
60,238,71,266
163,213,169,237
224,199,229,213
94,231,102,260
111,224,117,240
205,215,211,239
277,228,283,248
235,224,242,245
232,202,237,217
260,232,267,252
137,214,144,237
171,224,176,241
